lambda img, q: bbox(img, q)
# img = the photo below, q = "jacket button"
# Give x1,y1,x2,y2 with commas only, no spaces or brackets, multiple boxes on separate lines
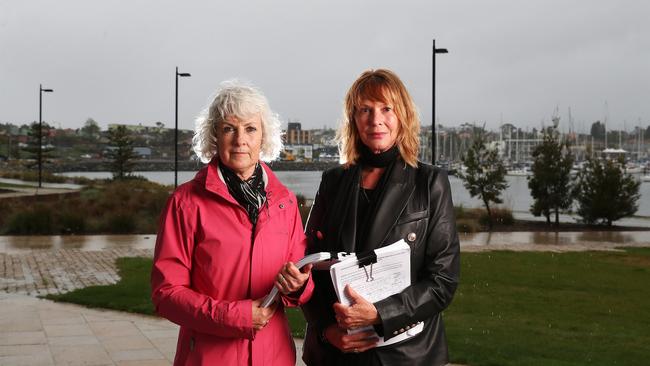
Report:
279,204,285,209
407,232,416,242
393,331,398,335
399,328,405,333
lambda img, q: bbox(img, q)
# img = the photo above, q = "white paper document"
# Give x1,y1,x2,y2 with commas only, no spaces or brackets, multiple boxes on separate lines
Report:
261,252,332,307
330,239,423,347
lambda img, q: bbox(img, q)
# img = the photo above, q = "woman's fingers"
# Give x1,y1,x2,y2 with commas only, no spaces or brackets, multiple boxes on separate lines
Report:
276,262,309,294
252,298,277,331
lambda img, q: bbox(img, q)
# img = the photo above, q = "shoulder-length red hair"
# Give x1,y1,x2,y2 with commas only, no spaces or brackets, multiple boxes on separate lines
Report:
338,69,420,167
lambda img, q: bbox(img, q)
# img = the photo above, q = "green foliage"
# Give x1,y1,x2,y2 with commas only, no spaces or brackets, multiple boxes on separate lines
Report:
459,130,508,229
478,207,514,226
5,204,54,234
446,248,650,366
57,208,86,234
45,257,156,315
528,130,574,225
0,170,96,185
1,179,171,235
456,218,481,233
107,125,136,180
573,158,640,226
21,121,55,169
590,120,606,140
81,118,101,139
104,210,137,234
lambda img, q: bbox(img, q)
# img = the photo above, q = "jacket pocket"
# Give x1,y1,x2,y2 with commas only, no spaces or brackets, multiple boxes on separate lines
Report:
396,209,428,225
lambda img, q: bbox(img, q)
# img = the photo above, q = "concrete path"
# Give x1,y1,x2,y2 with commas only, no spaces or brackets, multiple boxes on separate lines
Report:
0,292,177,365
0,247,310,365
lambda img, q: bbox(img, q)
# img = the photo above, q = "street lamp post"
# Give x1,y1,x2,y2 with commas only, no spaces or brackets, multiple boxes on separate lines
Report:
432,39,448,165
38,84,54,188
175,67,191,188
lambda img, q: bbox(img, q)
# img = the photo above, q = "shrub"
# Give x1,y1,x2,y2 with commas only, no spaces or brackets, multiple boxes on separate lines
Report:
455,205,483,220
479,207,514,226
456,218,481,233
5,205,54,234
57,210,86,234
104,210,137,234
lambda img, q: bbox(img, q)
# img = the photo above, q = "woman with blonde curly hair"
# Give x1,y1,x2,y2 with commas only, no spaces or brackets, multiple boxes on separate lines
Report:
302,69,460,366
152,80,313,366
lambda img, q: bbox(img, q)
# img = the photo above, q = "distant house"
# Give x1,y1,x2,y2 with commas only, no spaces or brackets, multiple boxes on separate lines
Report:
133,147,152,158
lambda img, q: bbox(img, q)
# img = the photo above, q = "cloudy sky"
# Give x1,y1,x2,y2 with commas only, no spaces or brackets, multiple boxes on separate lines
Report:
1,0,649,133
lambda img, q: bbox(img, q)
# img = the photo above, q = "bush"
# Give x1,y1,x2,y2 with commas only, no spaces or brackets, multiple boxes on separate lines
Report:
456,218,481,233
455,205,482,220
104,210,137,234
5,205,54,234
479,207,514,226
57,210,86,234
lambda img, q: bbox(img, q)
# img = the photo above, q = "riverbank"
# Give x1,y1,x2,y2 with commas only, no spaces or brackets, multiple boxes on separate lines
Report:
1,159,337,173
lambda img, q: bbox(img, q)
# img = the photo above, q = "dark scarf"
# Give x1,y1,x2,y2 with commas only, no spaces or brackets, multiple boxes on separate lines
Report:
219,161,266,225
358,144,399,168
355,144,399,253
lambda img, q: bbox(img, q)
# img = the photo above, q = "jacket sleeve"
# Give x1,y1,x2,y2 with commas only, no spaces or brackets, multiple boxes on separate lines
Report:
300,171,339,332
374,169,461,340
279,197,314,307
150,194,254,340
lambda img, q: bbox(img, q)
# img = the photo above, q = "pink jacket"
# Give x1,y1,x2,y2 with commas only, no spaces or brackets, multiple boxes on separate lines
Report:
151,160,313,366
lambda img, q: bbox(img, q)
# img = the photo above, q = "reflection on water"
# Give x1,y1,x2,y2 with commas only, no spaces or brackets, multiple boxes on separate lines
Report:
1,232,648,253
460,231,650,246
0,235,156,253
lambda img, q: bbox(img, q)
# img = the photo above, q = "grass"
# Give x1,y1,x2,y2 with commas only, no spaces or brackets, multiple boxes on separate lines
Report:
43,249,650,365
45,257,155,315
445,247,650,366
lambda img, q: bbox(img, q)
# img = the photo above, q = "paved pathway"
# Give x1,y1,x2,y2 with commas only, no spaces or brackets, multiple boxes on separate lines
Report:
0,247,309,365
0,292,177,365
0,248,152,296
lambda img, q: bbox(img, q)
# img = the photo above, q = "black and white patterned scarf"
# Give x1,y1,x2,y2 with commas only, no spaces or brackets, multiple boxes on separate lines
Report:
219,161,267,225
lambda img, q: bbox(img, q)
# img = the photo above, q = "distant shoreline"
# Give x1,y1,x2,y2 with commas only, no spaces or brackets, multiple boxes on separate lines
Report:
38,160,338,172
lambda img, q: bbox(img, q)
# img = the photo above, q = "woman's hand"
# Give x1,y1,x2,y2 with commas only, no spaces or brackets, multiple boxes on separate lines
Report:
333,285,380,329
275,262,313,295
252,298,277,331
323,323,378,353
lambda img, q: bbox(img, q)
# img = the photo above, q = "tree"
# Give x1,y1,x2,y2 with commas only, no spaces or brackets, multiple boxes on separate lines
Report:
22,121,54,169
573,157,640,226
106,125,136,180
81,118,101,139
528,129,574,225
459,130,508,229
590,121,605,141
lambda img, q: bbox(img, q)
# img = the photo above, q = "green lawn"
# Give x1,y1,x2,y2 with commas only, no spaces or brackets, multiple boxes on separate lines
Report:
445,248,650,366
45,257,156,316
44,249,650,365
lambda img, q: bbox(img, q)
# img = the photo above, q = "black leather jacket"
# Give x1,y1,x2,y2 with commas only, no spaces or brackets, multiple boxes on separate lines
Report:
301,161,460,366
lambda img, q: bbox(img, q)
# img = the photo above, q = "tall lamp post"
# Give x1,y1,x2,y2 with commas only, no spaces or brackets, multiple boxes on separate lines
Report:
38,84,54,188
175,67,191,188
432,39,448,165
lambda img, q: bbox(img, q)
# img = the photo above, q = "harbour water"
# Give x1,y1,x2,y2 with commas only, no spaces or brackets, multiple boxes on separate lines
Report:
58,170,650,222
3,231,650,253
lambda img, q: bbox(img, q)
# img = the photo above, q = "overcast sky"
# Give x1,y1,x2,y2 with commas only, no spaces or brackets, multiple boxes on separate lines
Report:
2,0,649,133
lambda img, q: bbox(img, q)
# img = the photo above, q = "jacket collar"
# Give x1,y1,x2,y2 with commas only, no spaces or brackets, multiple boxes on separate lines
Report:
200,158,289,206
332,160,415,253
